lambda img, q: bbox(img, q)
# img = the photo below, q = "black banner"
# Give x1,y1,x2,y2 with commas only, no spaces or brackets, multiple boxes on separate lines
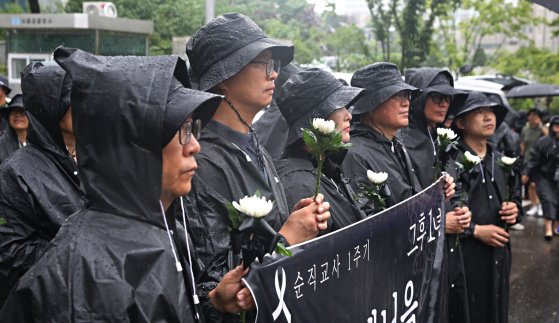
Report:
243,179,446,323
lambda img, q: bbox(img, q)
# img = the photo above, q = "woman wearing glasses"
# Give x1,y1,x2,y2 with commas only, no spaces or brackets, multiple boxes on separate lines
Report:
184,13,331,321
403,68,472,323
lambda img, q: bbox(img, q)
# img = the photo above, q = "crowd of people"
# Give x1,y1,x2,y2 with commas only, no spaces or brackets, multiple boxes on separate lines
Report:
1,11,556,323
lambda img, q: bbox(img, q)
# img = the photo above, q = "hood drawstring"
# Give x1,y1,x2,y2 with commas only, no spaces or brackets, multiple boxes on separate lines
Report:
491,153,495,182
159,200,183,272
224,96,265,170
479,162,486,184
180,197,202,318
427,126,437,156
478,152,495,184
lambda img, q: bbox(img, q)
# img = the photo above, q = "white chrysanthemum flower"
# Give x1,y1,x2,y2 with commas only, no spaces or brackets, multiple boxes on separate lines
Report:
464,151,482,165
436,128,457,140
501,156,517,166
367,170,388,184
312,118,336,135
232,195,274,218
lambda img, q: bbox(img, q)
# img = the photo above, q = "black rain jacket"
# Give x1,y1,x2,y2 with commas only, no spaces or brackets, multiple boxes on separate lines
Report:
343,123,421,213
180,127,290,322
0,127,19,164
0,49,201,322
525,133,559,219
401,68,470,323
452,142,523,323
0,63,84,305
276,146,365,233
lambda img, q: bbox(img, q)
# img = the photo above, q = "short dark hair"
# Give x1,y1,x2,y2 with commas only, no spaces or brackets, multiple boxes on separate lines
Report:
527,108,543,119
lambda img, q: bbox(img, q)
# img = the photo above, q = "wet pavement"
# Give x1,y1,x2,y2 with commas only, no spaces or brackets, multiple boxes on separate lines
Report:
509,214,559,323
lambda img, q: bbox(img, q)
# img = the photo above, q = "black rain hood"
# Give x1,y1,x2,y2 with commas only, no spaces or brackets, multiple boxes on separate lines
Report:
401,68,466,188
54,47,222,227
186,12,294,91
277,67,364,147
405,67,467,132
21,62,71,157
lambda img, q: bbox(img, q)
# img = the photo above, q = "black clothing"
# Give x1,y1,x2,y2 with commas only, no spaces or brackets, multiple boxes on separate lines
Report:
253,104,289,161
526,135,559,220
343,123,421,213
253,63,301,162
351,62,419,115
186,12,293,91
490,122,521,158
453,142,523,323
0,63,84,305
276,147,364,233
185,125,290,322
0,127,19,164
0,48,220,322
276,68,363,147
402,67,470,323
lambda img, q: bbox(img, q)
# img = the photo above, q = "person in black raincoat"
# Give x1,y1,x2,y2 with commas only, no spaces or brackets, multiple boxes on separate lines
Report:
253,63,301,162
184,13,331,322
451,91,522,323
275,68,365,233
0,75,11,135
525,115,559,239
0,63,82,306
402,67,472,323
342,63,454,213
0,47,226,322
0,94,28,164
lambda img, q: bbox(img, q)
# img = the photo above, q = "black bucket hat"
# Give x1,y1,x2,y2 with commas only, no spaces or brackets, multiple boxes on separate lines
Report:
453,91,508,129
351,62,419,115
0,75,11,95
277,68,364,147
186,12,294,91
1,94,24,119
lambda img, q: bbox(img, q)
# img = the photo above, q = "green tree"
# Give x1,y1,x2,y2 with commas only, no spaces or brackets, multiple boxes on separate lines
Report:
325,25,372,71
433,0,534,75
65,0,205,55
216,0,324,64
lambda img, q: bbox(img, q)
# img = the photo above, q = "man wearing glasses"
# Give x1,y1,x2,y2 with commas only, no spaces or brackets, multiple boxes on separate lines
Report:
184,13,331,321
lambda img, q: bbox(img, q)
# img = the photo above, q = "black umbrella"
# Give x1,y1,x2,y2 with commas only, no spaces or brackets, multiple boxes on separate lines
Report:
506,83,559,98
528,0,559,14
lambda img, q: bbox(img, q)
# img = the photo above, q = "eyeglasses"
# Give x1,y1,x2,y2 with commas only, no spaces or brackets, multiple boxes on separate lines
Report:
179,119,202,145
391,90,412,102
429,92,452,105
250,58,281,78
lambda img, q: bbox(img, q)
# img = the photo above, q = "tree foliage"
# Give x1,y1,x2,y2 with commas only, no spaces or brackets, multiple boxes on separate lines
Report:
65,0,205,55
432,0,534,75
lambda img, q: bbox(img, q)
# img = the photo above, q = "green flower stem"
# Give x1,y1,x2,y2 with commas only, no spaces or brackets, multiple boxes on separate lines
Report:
314,154,323,199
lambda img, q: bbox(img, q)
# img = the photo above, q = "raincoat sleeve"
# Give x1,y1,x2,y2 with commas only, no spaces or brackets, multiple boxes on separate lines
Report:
0,164,50,280
525,139,543,180
279,169,317,211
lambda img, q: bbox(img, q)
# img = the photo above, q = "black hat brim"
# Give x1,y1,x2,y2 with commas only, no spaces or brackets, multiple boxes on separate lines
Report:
197,37,294,91
286,85,363,147
453,101,508,129
352,82,419,115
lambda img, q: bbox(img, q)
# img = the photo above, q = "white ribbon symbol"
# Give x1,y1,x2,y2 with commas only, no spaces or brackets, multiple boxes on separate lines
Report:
272,267,291,323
